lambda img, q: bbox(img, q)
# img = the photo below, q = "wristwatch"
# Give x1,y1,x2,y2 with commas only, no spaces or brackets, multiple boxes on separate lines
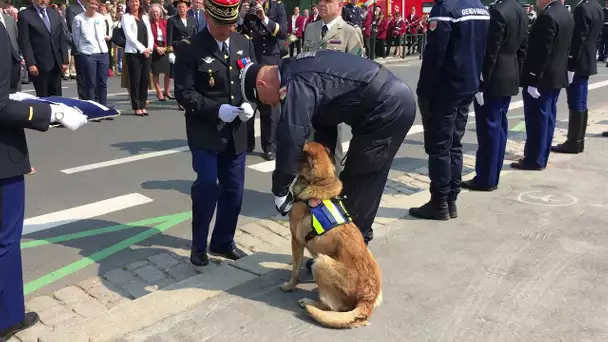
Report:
53,110,64,122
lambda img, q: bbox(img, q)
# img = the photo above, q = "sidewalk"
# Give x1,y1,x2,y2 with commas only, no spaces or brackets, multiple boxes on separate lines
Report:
10,107,608,341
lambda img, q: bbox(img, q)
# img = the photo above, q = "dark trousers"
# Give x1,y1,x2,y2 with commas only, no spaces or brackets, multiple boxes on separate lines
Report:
473,96,511,188
0,176,26,330
10,61,21,93
190,149,246,253
423,94,474,201
522,89,561,169
31,67,62,97
567,75,589,111
375,39,385,58
74,53,88,99
125,53,151,110
80,53,109,106
598,37,608,61
289,39,301,56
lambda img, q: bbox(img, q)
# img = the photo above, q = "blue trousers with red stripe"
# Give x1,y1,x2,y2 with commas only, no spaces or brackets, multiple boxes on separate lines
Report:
0,176,26,330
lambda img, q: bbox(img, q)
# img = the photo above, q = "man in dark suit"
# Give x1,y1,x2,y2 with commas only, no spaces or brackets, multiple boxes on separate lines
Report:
462,0,528,191
65,0,86,99
0,23,87,341
174,0,257,266
342,0,361,27
512,0,574,171
17,0,69,97
187,0,207,33
1,11,23,92
551,0,604,154
236,0,287,161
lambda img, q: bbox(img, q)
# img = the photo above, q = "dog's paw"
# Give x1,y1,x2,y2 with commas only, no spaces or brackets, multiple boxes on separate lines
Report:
280,281,297,292
297,298,314,308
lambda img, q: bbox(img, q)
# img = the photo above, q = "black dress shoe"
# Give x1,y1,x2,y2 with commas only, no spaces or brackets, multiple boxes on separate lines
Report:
190,249,209,266
460,179,497,192
209,247,247,261
264,152,275,161
409,201,450,220
510,160,544,171
602,132,608,137
448,202,458,219
0,312,40,340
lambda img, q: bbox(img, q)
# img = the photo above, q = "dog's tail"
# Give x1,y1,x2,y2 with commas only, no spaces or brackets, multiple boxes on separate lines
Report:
304,300,373,329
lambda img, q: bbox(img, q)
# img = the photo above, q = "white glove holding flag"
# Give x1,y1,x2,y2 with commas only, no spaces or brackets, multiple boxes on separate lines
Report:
474,92,484,106
275,193,294,216
527,86,541,99
239,102,255,122
568,71,574,84
50,103,88,131
168,53,176,64
218,104,241,123
9,92,37,101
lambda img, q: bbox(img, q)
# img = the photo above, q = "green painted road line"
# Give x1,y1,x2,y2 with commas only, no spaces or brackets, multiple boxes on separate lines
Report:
511,121,526,132
21,212,191,250
23,211,192,295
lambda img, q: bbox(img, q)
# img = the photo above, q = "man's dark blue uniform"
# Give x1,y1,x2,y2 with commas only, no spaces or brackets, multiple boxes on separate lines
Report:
236,0,287,160
412,0,490,220
513,0,574,171
551,0,604,154
598,7,608,61
241,50,416,243
462,0,528,191
342,2,362,27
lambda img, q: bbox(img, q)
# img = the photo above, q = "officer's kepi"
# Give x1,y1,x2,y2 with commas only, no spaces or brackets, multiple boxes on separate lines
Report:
240,62,263,103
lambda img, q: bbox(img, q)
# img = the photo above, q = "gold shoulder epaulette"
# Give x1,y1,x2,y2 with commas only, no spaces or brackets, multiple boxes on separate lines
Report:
244,34,252,40
181,38,191,44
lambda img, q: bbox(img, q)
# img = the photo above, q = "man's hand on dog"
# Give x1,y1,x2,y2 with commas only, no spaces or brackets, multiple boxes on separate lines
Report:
275,193,294,215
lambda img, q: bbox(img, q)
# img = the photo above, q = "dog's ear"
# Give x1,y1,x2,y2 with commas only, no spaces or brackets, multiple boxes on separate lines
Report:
324,146,334,159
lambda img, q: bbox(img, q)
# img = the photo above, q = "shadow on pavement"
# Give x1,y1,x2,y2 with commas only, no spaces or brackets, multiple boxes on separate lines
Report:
111,139,188,155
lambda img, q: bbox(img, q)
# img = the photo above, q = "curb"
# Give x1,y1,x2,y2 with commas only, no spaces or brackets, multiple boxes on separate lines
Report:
375,56,421,64
14,108,608,342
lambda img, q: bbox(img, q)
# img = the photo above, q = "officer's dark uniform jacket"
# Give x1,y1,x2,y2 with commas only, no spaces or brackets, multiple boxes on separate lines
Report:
603,8,608,38
236,0,287,64
271,51,414,197
520,0,574,90
478,0,528,98
173,29,257,156
568,0,604,77
342,4,362,27
0,25,52,180
417,0,490,98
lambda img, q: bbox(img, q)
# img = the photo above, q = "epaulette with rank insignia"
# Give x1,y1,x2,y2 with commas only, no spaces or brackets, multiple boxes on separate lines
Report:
181,38,191,44
244,34,252,40
346,21,359,28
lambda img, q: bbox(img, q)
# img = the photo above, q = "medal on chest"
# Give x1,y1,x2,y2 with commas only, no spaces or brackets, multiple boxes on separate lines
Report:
208,69,215,87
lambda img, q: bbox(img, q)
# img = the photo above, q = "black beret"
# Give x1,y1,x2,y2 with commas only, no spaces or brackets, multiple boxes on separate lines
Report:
240,62,263,103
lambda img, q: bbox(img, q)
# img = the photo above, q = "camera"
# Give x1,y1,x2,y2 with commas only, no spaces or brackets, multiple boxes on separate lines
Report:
248,0,257,14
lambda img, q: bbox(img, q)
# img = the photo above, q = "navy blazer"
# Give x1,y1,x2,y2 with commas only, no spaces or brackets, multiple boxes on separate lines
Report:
187,9,207,33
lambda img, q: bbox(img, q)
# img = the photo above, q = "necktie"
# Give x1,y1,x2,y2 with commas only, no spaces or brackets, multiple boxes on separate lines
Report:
321,24,328,38
40,8,51,32
222,42,229,63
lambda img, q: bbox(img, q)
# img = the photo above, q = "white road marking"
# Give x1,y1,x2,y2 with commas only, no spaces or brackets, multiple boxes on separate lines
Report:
61,146,190,174
23,193,153,235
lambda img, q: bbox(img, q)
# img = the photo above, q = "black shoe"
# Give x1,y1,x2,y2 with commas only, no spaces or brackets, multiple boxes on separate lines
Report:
448,202,458,219
510,159,544,171
460,179,497,192
551,109,584,154
0,312,40,341
306,258,314,273
190,249,209,266
209,247,247,261
603,132,608,137
264,152,275,161
409,200,450,220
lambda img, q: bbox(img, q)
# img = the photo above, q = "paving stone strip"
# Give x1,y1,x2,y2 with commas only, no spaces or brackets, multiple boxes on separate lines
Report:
10,107,608,342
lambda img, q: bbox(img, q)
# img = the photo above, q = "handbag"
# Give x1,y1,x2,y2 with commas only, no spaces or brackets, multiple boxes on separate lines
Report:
111,25,126,48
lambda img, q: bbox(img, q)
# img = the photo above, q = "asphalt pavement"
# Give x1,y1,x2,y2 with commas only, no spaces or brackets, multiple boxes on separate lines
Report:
19,60,608,299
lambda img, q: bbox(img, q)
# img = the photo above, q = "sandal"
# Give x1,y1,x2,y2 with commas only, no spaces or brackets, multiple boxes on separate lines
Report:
164,92,174,100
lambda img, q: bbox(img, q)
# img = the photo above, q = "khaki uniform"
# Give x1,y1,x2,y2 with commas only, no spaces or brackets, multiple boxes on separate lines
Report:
302,17,364,175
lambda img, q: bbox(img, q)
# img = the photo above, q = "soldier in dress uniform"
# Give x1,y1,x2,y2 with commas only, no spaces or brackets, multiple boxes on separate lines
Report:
512,0,574,171
302,0,363,176
236,0,287,161
341,0,361,27
461,0,528,191
0,23,87,340
551,0,604,154
173,0,257,266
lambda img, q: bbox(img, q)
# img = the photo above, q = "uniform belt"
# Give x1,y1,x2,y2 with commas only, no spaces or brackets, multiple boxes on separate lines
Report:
361,65,390,111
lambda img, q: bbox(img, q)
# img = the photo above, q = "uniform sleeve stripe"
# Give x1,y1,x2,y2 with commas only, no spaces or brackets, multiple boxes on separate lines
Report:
272,23,280,36
431,15,491,22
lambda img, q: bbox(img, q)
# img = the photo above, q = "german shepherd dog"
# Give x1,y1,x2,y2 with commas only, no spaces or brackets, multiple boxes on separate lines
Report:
280,142,382,328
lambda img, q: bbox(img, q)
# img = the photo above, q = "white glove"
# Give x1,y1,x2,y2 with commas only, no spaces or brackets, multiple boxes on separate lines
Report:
238,102,255,122
9,92,37,101
474,92,484,106
527,86,541,99
218,104,241,123
275,193,294,216
50,103,88,131
168,53,176,64
568,71,574,84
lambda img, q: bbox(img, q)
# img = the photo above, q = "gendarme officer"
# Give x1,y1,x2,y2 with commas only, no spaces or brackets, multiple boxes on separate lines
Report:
0,23,87,340
551,0,604,154
341,0,361,27
236,0,287,161
173,0,256,266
